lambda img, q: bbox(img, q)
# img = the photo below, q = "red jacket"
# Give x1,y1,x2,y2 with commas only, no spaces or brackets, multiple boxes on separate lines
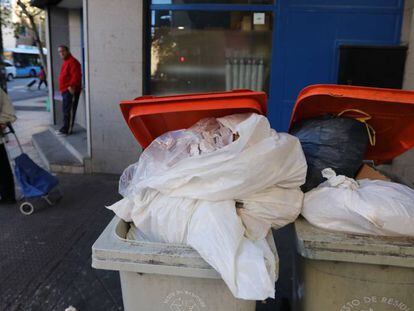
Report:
58,55,82,93
38,68,46,80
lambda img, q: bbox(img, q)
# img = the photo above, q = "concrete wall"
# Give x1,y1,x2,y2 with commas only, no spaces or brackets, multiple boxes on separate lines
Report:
401,0,414,183
68,9,86,129
383,0,414,188
48,6,69,125
402,0,414,89
87,0,143,173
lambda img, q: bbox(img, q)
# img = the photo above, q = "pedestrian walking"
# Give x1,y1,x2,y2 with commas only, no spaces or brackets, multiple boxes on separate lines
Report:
37,66,48,89
0,87,17,205
55,45,82,136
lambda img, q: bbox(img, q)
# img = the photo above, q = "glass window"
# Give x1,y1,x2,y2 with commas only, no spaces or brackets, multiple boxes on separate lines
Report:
152,1,273,4
150,10,273,95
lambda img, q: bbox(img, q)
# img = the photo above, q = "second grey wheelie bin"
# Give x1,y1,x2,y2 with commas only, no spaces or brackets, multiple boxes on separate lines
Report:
289,85,414,311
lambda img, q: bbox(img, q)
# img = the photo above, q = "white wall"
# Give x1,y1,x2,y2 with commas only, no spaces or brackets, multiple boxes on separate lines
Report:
2,25,16,49
87,0,143,173
402,0,414,89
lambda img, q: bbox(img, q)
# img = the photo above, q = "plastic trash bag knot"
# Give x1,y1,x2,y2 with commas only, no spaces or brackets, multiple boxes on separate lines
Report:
322,168,359,190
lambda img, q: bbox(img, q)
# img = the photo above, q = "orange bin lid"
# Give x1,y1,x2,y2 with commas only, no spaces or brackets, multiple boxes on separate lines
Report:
120,90,267,149
289,84,414,164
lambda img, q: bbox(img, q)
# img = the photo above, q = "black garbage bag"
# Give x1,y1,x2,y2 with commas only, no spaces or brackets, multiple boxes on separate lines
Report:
290,115,369,192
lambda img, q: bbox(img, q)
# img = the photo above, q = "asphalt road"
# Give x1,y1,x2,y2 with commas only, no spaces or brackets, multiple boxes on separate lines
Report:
6,77,48,102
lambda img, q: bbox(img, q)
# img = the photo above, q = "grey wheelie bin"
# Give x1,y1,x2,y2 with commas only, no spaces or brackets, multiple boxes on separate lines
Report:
92,90,278,311
92,217,278,311
289,85,414,311
293,218,414,311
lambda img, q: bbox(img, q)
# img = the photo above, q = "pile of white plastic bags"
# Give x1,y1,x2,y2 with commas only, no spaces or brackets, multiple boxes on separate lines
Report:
302,168,414,237
108,113,307,300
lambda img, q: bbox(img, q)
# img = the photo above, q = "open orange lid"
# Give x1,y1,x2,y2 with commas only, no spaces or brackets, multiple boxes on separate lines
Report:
289,84,414,164
120,90,267,149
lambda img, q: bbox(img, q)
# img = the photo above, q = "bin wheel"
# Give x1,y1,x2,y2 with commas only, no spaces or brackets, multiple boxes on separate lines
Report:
20,202,34,215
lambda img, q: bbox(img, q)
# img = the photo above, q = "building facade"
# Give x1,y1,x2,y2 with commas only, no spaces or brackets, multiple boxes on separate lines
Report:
2,0,46,49
36,0,411,174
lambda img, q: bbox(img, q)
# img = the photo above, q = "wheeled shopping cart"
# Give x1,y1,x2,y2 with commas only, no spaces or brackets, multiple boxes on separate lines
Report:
6,125,61,215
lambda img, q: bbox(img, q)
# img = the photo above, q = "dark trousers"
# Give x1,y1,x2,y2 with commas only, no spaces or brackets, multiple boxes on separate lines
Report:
61,91,80,134
27,79,37,88
0,143,15,201
38,79,47,89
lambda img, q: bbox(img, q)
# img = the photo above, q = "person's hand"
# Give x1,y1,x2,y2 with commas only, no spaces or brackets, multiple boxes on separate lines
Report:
68,86,75,95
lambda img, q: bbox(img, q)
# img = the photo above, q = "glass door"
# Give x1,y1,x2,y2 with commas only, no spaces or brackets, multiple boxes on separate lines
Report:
147,1,275,95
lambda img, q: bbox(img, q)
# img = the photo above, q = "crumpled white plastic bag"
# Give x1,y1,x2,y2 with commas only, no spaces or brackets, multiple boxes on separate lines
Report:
237,186,304,240
117,113,306,205
109,113,307,300
188,200,277,300
302,168,414,237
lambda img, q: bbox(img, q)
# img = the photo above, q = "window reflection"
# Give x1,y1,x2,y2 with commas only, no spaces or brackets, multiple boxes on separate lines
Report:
150,10,273,95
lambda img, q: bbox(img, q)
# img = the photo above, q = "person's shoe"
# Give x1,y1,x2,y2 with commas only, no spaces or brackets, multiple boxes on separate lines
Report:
0,198,16,205
55,129,68,137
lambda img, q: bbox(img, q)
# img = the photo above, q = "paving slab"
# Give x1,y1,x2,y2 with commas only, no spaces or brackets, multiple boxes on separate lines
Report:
0,173,124,311
50,124,88,163
32,130,84,174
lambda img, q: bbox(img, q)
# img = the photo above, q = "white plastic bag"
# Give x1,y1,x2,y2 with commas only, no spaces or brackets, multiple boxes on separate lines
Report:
188,200,277,300
237,186,304,240
109,113,307,300
123,195,278,300
302,168,414,237
118,113,307,202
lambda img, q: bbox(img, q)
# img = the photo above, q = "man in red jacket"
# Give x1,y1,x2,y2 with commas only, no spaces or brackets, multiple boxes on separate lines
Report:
56,45,82,136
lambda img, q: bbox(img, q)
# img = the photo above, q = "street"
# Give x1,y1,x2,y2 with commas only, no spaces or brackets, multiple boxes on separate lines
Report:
7,77,48,102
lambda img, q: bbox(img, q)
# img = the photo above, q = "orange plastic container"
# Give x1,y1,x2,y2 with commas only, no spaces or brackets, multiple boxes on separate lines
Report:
120,90,267,149
289,84,414,164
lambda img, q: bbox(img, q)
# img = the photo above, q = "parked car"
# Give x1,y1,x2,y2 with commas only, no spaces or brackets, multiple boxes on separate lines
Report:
3,60,17,81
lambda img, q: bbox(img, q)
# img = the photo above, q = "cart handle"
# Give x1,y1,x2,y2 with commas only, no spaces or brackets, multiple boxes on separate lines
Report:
5,123,24,154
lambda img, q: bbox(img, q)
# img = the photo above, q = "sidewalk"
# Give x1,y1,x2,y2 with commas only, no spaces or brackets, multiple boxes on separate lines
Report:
1,100,124,311
0,174,123,311
13,95,49,111
6,96,49,169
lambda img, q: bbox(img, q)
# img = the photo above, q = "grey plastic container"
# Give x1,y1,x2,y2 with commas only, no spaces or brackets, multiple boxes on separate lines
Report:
293,218,414,311
92,216,279,311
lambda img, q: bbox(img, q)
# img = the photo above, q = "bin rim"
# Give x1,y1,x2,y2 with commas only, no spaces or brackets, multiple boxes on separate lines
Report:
119,89,267,149
295,217,414,268
114,219,197,249
92,217,279,279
